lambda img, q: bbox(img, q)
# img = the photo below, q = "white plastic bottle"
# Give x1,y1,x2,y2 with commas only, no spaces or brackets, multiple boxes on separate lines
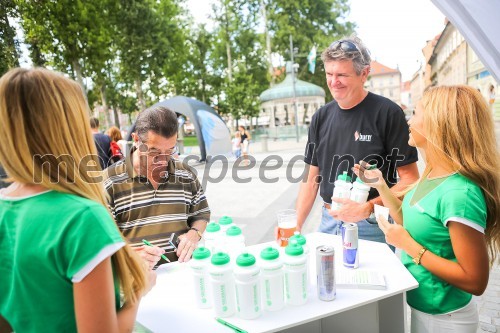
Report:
224,226,246,259
289,232,309,286
209,252,236,318
203,222,222,254
218,216,234,233
283,243,308,306
350,177,371,204
189,247,212,309
234,253,261,319
331,172,352,211
259,247,285,312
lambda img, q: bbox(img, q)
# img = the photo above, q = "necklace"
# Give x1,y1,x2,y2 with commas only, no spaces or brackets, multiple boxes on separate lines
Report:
426,170,458,180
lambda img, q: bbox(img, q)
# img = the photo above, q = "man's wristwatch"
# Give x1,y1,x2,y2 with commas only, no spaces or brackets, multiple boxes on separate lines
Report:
189,227,203,240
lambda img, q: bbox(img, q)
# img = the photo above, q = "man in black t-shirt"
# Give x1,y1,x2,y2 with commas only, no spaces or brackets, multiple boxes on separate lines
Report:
296,36,419,245
90,117,112,170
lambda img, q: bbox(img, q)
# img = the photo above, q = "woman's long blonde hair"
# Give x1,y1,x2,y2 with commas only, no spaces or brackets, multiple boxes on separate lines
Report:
0,68,146,303
421,85,500,265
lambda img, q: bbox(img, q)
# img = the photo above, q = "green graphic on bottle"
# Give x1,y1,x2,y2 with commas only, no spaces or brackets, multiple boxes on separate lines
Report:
223,306,228,311
267,300,272,306
202,298,206,303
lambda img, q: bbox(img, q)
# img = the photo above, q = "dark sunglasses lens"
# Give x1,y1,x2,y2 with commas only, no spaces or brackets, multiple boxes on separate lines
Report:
339,41,358,52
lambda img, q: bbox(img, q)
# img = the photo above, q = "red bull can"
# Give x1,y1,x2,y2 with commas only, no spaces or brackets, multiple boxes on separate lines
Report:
316,245,336,301
342,223,359,268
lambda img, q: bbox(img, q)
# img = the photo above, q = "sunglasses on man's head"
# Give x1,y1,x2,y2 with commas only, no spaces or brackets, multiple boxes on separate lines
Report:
329,40,367,64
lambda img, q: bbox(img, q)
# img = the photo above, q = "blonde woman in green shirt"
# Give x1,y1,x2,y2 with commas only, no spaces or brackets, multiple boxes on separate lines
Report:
353,85,500,332
0,68,154,332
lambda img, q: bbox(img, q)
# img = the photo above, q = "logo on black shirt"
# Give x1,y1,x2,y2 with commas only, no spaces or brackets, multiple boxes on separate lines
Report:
354,131,372,142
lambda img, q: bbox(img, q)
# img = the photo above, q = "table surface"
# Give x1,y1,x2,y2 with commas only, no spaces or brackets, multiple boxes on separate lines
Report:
136,232,418,333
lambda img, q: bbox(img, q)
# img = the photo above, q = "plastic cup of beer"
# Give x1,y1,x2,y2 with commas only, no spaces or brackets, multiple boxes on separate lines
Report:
277,209,297,247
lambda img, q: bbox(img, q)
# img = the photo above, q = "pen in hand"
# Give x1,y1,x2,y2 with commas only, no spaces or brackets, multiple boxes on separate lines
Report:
142,239,170,263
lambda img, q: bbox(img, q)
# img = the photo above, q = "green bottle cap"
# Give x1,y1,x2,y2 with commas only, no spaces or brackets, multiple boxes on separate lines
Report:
337,171,352,182
356,177,366,184
289,233,306,246
205,223,221,232
192,247,211,260
218,216,233,226
260,247,279,260
226,225,242,236
211,252,230,265
285,243,304,256
236,253,256,266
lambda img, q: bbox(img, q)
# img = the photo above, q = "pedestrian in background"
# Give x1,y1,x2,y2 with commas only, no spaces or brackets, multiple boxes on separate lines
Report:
238,125,251,165
90,117,112,169
489,84,496,111
107,126,125,163
232,131,242,158
0,68,154,332
354,85,500,333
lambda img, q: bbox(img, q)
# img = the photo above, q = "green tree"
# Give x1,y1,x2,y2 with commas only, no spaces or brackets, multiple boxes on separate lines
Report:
18,0,115,95
169,24,215,104
0,0,20,76
113,0,185,111
210,0,268,127
265,0,355,101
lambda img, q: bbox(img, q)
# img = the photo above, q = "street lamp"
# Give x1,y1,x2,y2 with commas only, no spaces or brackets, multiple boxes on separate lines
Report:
289,35,300,143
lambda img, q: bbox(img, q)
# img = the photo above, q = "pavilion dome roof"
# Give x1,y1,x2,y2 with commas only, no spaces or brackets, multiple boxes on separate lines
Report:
259,62,325,102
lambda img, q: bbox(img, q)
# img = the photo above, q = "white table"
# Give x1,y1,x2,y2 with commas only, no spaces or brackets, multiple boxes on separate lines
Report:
136,232,418,333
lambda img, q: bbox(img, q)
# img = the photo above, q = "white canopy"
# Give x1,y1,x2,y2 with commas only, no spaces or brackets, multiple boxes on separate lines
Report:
431,0,500,82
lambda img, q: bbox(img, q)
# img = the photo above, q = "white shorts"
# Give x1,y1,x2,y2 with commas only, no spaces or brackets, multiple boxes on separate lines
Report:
242,140,249,154
411,300,478,333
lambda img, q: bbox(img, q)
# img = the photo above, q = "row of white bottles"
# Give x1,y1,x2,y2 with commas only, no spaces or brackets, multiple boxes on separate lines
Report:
331,171,371,210
190,243,309,319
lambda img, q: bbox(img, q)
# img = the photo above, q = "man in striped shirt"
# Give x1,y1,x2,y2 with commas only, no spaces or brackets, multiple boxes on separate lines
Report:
103,106,210,268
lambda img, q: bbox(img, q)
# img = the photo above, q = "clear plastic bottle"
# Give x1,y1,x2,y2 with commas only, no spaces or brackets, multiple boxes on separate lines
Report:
189,247,212,308
283,243,308,306
209,252,236,318
203,222,222,254
331,172,352,211
234,253,261,319
350,177,371,204
224,225,246,259
259,247,285,312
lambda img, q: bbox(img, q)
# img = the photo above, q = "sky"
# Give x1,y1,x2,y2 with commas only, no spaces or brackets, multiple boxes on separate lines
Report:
185,0,446,82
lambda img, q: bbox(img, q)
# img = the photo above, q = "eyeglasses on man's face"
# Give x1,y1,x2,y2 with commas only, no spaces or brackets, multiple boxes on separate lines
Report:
329,40,367,65
138,142,178,157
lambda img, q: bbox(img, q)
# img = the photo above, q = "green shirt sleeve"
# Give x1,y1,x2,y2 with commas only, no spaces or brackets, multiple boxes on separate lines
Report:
439,187,487,231
62,204,125,281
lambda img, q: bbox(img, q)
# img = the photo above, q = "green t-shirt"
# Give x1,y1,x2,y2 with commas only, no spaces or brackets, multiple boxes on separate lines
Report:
402,173,487,314
0,190,125,332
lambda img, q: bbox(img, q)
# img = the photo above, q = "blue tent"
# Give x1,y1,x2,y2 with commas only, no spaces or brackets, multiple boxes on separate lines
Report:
128,96,232,162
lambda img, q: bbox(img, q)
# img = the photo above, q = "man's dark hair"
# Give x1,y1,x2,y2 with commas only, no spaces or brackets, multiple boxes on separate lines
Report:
89,117,99,129
135,106,178,141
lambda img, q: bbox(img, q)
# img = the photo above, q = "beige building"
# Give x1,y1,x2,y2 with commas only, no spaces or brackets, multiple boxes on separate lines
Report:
466,44,498,115
366,61,401,105
428,21,467,86
409,69,425,111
